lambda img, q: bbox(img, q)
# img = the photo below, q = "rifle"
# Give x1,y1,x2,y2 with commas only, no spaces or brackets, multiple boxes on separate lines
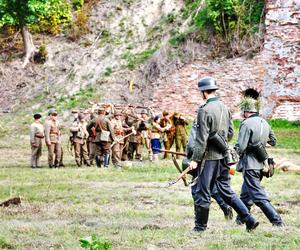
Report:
171,154,188,186
153,148,188,186
167,164,194,187
154,148,186,157
110,128,136,148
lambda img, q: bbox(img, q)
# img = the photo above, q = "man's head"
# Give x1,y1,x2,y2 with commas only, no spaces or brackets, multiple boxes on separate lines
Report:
174,112,180,119
97,106,106,115
71,110,78,119
239,97,259,118
33,113,42,121
78,113,85,122
140,109,147,119
48,109,58,121
162,111,169,119
198,77,218,100
114,112,122,120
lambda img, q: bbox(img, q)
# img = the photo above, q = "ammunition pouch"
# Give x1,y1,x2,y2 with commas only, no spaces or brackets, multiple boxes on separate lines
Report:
181,158,197,178
224,148,239,166
247,142,268,162
209,131,228,153
262,158,275,178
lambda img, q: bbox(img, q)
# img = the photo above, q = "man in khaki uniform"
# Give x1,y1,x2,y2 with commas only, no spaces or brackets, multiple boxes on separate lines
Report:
110,112,132,167
44,109,62,168
128,110,149,161
173,112,188,158
70,113,90,167
94,107,115,168
87,112,97,165
30,113,44,168
160,111,175,159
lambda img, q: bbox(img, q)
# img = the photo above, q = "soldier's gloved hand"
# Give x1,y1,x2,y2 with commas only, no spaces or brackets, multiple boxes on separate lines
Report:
189,160,198,170
46,141,51,146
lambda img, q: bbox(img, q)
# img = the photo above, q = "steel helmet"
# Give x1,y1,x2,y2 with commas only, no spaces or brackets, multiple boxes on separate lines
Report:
198,77,218,91
240,97,259,113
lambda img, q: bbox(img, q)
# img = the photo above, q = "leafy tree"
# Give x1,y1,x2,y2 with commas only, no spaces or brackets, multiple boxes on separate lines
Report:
0,0,71,67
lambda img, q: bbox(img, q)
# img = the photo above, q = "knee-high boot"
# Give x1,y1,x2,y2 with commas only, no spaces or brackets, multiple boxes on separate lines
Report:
230,198,259,231
194,205,209,232
103,154,110,168
256,201,284,226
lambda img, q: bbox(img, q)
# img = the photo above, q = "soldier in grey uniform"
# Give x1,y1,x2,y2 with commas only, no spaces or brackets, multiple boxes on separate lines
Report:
235,97,284,226
189,77,259,232
30,113,44,168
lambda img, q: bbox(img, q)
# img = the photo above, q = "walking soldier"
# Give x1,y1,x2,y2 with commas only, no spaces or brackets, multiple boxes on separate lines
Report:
235,97,284,226
189,77,259,232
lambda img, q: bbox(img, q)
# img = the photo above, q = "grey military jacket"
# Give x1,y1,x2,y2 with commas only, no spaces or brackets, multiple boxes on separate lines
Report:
191,97,234,161
235,114,276,172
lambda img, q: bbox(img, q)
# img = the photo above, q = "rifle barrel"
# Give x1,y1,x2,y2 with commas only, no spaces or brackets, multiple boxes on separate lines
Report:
154,148,186,157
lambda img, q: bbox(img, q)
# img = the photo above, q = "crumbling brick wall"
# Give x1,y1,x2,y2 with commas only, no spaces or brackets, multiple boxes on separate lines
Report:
262,0,300,120
152,0,300,121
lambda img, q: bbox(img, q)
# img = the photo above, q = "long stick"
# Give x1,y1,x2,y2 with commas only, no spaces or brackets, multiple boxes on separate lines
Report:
110,130,135,148
167,165,193,187
171,154,188,186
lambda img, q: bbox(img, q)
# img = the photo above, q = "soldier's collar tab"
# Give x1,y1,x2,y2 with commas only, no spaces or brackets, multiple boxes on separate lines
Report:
248,113,259,118
206,97,219,103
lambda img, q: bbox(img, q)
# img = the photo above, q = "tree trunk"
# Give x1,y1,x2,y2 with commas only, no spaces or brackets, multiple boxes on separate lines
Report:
21,25,36,68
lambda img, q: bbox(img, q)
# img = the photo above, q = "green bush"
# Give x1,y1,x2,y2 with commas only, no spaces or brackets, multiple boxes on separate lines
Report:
191,0,265,39
72,0,84,10
121,48,157,70
80,235,111,250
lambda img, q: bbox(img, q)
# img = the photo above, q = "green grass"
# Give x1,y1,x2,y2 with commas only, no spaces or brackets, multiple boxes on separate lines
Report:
121,48,158,70
0,138,300,249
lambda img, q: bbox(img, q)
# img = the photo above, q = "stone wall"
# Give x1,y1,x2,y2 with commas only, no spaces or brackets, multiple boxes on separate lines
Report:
152,56,265,119
152,0,300,121
262,0,300,120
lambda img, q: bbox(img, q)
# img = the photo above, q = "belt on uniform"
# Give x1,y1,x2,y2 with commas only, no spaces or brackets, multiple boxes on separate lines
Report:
35,135,45,138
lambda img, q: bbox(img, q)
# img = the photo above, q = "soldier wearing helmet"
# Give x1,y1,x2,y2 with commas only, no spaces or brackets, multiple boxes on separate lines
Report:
189,77,259,232
234,97,284,227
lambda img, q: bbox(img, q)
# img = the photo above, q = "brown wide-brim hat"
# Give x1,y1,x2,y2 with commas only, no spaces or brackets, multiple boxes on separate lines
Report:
114,112,122,117
162,111,169,116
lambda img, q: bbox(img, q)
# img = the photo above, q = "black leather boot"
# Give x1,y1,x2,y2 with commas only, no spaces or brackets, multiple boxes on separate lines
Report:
257,201,284,227
193,205,209,232
230,198,259,231
245,215,259,232
103,154,110,168
95,156,102,168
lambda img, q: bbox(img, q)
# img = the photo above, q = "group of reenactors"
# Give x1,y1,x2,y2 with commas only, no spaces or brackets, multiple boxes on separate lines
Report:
30,75,285,232
187,76,284,233
29,105,189,169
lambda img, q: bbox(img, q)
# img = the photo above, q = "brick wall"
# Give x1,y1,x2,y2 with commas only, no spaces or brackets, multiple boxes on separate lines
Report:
152,0,300,121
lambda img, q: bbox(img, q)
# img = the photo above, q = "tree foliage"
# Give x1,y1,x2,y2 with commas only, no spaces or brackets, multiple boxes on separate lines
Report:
0,0,72,33
179,0,265,56
189,0,265,39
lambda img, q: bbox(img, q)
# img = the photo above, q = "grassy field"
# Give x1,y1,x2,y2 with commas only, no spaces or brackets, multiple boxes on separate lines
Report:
0,133,300,250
